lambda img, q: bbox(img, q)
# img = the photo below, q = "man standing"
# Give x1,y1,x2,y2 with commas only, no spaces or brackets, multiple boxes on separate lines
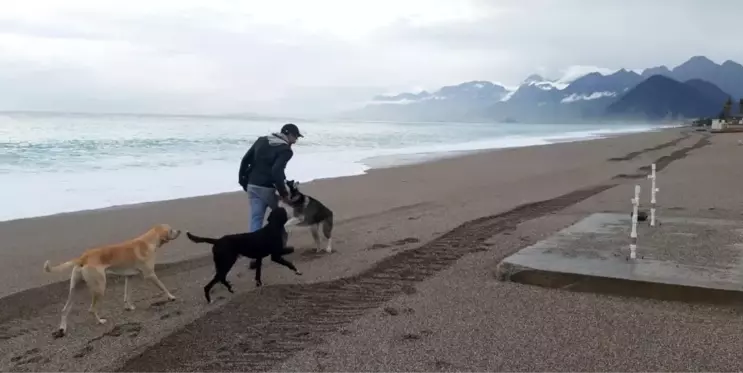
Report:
239,123,302,233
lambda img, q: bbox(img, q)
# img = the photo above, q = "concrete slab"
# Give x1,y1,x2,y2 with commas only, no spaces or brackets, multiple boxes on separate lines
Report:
496,213,743,296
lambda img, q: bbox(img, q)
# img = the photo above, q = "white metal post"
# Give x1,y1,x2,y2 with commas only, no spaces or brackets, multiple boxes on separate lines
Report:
647,163,659,227
630,184,641,259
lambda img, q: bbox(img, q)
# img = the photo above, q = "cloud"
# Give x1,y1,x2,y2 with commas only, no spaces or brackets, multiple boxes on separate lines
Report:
377,0,743,80
1,0,743,115
554,66,619,84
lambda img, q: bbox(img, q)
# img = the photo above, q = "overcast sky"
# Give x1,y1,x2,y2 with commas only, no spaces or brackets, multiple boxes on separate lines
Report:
1,0,741,116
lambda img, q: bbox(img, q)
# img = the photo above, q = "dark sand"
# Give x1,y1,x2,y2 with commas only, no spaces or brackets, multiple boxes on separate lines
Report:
4,127,740,372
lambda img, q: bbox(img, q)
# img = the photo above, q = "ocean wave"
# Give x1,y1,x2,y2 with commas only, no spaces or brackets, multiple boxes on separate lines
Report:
0,115,668,221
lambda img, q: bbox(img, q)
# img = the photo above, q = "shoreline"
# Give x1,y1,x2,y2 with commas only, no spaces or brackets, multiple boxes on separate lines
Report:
1,125,681,224
360,124,681,169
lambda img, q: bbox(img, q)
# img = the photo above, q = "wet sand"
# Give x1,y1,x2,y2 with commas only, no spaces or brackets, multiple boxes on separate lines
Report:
4,127,738,371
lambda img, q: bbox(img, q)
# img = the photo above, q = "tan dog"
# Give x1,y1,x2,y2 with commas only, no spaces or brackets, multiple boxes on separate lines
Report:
43,224,181,338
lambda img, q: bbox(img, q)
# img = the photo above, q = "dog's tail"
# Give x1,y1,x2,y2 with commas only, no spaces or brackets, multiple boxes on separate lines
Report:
43,259,80,273
186,231,219,245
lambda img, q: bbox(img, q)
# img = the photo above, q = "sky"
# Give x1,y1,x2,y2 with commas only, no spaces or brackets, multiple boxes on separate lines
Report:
1,0,742,116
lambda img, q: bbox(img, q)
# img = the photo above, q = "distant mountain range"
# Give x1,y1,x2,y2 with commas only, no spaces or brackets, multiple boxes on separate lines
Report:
344,56,743,123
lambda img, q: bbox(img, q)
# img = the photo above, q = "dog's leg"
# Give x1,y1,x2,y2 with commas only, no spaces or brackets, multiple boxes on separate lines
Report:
220,277,234,293
325,238,333,253
82,267,107,325
216,265,235,294
254,258,264,287
204,274,235,304
322,216,334,253
55,266,82,338
205,250,237,303
123,276,135,311
309,224,323,252
284,217,301,230
203,276,220,304
270,254,302,275
142,268,176,301
215,252,237,293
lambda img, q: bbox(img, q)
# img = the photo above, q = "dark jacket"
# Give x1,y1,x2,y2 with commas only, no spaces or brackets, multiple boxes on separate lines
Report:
238,134,293,197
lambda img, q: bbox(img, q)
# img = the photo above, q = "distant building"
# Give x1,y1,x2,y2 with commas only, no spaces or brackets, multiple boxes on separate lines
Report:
711,119,727,130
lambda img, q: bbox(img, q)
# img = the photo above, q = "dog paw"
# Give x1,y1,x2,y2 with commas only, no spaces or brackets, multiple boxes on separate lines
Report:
98,318,107,325
167,294,177,301
255,281,263,287
295,271,303,276
52,329,66,339
124,304,136,311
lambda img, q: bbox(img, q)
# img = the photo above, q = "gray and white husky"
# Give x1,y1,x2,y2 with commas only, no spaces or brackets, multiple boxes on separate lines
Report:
280,180,334,253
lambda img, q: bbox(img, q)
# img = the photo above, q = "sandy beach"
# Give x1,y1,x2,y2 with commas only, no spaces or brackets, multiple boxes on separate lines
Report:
4,127,743,372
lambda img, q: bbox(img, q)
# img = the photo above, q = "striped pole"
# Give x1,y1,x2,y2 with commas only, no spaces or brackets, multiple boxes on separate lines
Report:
630,184,641,259
647,163,658,227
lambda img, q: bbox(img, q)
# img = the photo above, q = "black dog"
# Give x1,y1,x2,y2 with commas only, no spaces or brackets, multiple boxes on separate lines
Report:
186,207,302,303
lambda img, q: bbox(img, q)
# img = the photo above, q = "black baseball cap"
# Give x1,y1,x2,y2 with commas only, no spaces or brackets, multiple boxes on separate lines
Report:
280,123,303,138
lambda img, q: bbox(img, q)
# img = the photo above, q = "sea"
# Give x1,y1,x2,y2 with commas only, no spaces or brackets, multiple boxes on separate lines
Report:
0,112,675,222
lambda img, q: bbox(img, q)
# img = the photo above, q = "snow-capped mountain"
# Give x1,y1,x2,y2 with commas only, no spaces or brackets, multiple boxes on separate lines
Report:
345,56,743,123
483,68,645,121
360,81,511,122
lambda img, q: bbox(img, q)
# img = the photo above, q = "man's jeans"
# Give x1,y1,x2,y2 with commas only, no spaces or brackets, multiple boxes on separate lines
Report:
247,184,278,232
